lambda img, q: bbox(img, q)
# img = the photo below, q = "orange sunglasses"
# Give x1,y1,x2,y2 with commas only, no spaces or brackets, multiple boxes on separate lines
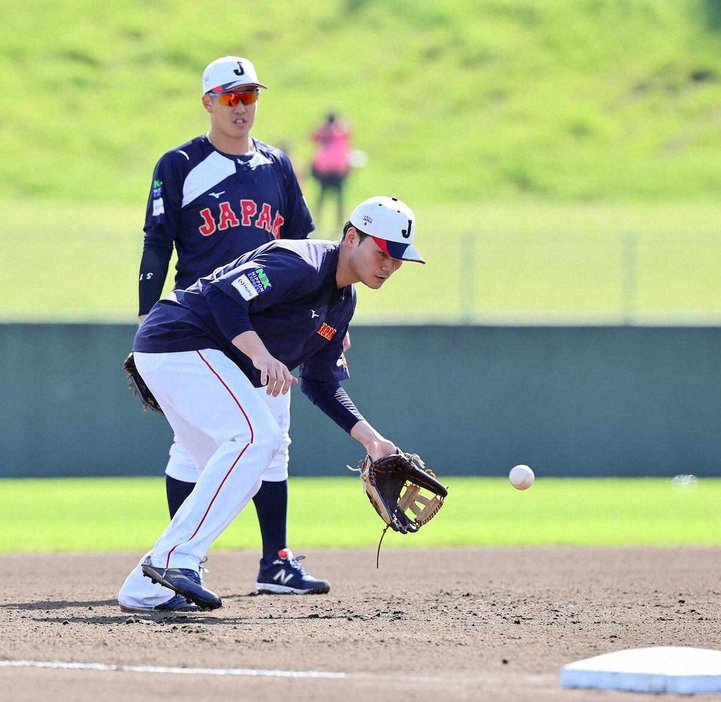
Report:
211,90,260,107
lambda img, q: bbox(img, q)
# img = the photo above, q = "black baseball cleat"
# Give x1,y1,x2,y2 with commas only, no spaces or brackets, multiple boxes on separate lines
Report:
142,558,222,610
255,549,331,595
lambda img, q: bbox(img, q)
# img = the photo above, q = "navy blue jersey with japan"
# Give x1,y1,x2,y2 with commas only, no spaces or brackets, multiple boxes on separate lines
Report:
140,134,314,311
134,239,355,388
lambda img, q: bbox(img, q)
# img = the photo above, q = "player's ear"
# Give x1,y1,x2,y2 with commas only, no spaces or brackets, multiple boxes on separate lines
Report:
345,226,361,247
202,94,213,113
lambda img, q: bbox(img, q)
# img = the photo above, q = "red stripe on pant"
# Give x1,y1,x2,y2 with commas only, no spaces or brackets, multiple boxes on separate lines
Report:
165,350,254,568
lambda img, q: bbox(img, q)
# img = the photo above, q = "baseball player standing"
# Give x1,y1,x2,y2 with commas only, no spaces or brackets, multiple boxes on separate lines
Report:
120,55,325,611
121,196,425,610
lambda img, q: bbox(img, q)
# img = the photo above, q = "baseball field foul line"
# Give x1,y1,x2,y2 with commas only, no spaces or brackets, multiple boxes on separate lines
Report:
0,659,354,679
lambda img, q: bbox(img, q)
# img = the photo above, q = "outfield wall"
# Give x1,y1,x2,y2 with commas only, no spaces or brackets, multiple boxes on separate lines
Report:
1,323,720,479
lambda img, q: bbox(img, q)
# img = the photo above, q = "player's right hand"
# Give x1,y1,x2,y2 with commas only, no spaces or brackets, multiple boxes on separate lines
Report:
232,330,298,396
255,354,297,396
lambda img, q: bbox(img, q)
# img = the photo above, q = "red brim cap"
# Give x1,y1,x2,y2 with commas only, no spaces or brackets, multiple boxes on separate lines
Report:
371,236,425,264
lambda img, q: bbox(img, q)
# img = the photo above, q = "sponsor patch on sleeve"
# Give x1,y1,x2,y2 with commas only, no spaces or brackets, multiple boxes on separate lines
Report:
231,267,273,301
152,198,165,216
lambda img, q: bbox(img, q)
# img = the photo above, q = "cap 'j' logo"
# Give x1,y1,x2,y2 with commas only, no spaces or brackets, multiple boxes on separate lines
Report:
401,218,413,239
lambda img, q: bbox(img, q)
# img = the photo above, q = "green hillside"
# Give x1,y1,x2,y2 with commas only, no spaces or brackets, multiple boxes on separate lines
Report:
3,0,721,207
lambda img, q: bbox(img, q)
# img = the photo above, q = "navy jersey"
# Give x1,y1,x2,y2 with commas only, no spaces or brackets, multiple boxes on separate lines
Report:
134,239,355,388
140,135,314,312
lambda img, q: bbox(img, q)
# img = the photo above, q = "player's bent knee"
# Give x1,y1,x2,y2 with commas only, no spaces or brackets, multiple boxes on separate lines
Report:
165,443,201,482
245,422,284,458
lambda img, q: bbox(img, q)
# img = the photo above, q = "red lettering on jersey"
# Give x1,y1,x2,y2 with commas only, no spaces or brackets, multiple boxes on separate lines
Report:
198,208,216,236
317,323,337,341
256,203,273,232
271,212,285,239
240,199,257,226
218,201,240,230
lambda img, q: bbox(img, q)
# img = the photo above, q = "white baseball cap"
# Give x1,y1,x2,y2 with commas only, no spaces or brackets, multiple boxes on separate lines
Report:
349,196,424,264
202,56,268,93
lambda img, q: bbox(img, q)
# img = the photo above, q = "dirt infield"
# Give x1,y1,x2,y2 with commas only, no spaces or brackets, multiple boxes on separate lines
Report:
2,546,721,701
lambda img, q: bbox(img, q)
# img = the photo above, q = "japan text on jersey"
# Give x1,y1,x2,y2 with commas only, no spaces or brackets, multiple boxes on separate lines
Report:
150,148,287,238
142,135,314,289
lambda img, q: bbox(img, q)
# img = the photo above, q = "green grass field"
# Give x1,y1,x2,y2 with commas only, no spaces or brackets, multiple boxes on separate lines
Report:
3,200,721,324
2,476,718,554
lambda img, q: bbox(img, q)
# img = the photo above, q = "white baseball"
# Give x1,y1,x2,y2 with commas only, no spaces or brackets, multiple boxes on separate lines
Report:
509,464,535,490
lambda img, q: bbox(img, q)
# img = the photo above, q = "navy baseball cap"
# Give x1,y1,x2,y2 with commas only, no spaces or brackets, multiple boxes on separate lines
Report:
349,196,424,264
202,56,268,93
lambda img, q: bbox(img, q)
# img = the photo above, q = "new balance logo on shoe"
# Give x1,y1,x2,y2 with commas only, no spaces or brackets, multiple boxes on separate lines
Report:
273,569,294,586
255,550,331,595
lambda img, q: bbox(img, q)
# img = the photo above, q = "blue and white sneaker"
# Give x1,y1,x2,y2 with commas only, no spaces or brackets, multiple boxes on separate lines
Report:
256,549,331,595
120,594,200,613
142,558,222,610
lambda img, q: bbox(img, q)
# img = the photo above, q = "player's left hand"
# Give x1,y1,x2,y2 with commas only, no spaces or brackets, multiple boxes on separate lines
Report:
365,438,397,462
349,451,448,533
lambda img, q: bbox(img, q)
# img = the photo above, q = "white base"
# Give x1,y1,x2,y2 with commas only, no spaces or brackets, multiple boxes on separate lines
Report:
561,647,721,694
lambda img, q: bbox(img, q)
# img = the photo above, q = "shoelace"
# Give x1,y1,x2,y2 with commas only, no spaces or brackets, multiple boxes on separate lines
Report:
280,554,308,574
176,568,202,583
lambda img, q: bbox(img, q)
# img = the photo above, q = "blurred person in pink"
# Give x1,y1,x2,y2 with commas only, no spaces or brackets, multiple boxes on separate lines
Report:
311,111,352,227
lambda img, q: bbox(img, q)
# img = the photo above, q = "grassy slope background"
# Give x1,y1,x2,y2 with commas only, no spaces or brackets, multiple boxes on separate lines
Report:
3,0,721,205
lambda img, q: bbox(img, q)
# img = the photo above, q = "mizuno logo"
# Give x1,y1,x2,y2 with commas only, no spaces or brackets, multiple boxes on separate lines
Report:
311,310,319,319
208,191,225,199
273,569,294,586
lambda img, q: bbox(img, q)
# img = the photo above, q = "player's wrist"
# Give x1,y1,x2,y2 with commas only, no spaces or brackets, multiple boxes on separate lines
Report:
351,422,395,460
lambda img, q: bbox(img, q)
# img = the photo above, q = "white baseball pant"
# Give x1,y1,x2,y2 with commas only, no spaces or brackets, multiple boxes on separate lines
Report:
119,348,290,608
165,392,291,483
